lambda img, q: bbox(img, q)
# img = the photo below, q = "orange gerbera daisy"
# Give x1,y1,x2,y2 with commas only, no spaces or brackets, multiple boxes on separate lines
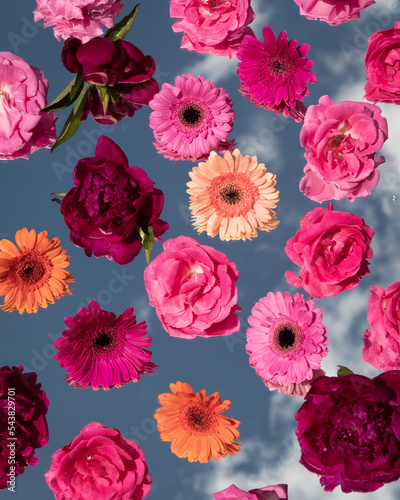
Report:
187,148,279,241
0,228,75,314
154,381,241,463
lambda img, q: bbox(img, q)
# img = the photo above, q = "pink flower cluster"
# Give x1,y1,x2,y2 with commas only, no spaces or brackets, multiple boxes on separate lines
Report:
213,483,288,499
293,0,375,25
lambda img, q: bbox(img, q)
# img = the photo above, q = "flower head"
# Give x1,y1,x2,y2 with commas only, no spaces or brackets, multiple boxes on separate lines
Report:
149,73,236,161
213,483,288,500
0,228,74,314
154,381,241,463
293,0,375,26
246,292,329,395
237,26,316,122
187,148,279,241
54,300,157,390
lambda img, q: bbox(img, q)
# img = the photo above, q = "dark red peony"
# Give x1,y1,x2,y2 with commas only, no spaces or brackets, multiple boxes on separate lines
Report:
296,372,400,492
61,136,168,265
0,366,49,489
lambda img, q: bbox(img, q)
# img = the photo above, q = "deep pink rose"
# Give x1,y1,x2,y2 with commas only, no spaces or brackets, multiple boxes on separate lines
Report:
296,372,400,492
0,366,49,489
170,0,255,58
363,281,400,370
285,203,374,298
144,236,241,339
0,52,57,160
45,421,151,499
365,21,400,104
293,0,375,25
34,0,123,42
213,483,288,499
299,95,388,202
62,37,159,124
61,136,168,265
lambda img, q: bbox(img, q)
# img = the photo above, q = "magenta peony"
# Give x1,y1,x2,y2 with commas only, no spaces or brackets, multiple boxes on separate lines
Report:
285,203,374,298
0,366,49,489
0,52,57,160
144,235,241,338
363,281,400,370
62,37,159,124
246,292,329,396
213,483,288,499
170,0,255,58
296,372,400,492
149,73,236,161
364,21,400,104
54,300,157,390
237,26,316,122
60,136,168,265
34,0,123,42
293,0,375,26
299,95,388,202
45,421,151,499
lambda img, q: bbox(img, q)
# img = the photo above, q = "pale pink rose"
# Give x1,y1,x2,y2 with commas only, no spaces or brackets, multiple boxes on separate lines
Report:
144,235,241,339
365,21,400,104
34,0,123,42
363,281,400,370
299,95,388,203
213,483,288,500
285,203,374,298
45,421,151,499
293,0,375,25
0,52,57,160
170,0,255,58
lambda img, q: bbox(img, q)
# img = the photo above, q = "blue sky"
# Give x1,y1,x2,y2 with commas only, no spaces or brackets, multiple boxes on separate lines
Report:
1,0,400,498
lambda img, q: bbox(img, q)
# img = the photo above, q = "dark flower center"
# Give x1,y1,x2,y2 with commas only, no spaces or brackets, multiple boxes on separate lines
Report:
220,184,243,205
94,333,112,348
329,133,346,148
179,103,204,128
91,328,119,355
269,56,292,76
272,320,303,356
277,327,296,349
184,403,215,432
14,253,47,286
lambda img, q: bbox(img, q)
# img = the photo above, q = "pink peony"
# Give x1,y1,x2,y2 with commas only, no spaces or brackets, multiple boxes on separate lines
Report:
0,52,57,160
144,235,241,339
296,372,400,492
363,281,400,370
34,0,123,42
293,0,375,26
170,0,255,59
213,483,288,499
285,203,374,298
45,421,151,499
364,21,400,104
0,366,49,489
299,95,388,202
246,292,329,395
237,26,316,122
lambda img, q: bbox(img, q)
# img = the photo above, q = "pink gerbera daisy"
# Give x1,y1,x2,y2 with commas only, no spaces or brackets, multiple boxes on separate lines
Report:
237,26,317,122
149,73,236,161
54,300,157,390
246,292,329,396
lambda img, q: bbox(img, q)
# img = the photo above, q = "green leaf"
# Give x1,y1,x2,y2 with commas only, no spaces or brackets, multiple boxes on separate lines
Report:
51,83,89,152
337,365,354,377
104,3,140,40
97,85,110,115
140,225,154,265
41,74,84,113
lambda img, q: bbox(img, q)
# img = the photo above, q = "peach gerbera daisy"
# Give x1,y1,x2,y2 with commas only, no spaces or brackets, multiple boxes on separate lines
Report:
187,148,279,241
154,381,241,463
0,228,75,314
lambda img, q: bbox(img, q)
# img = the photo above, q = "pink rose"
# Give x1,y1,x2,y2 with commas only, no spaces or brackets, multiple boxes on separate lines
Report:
213,484,288,500
363,281,400,370
285,203,374,298
299,95,388,202
144,236,241,339
0,52,57,160
170,0,255,58
45,421,151,499
34,0,123,42
293,0,375,25
364,21,400,104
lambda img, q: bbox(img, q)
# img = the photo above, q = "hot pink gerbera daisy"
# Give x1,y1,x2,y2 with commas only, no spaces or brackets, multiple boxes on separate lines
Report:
237,26,317,122
246,292,329,396
54,300,157,390
149,73,236,161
